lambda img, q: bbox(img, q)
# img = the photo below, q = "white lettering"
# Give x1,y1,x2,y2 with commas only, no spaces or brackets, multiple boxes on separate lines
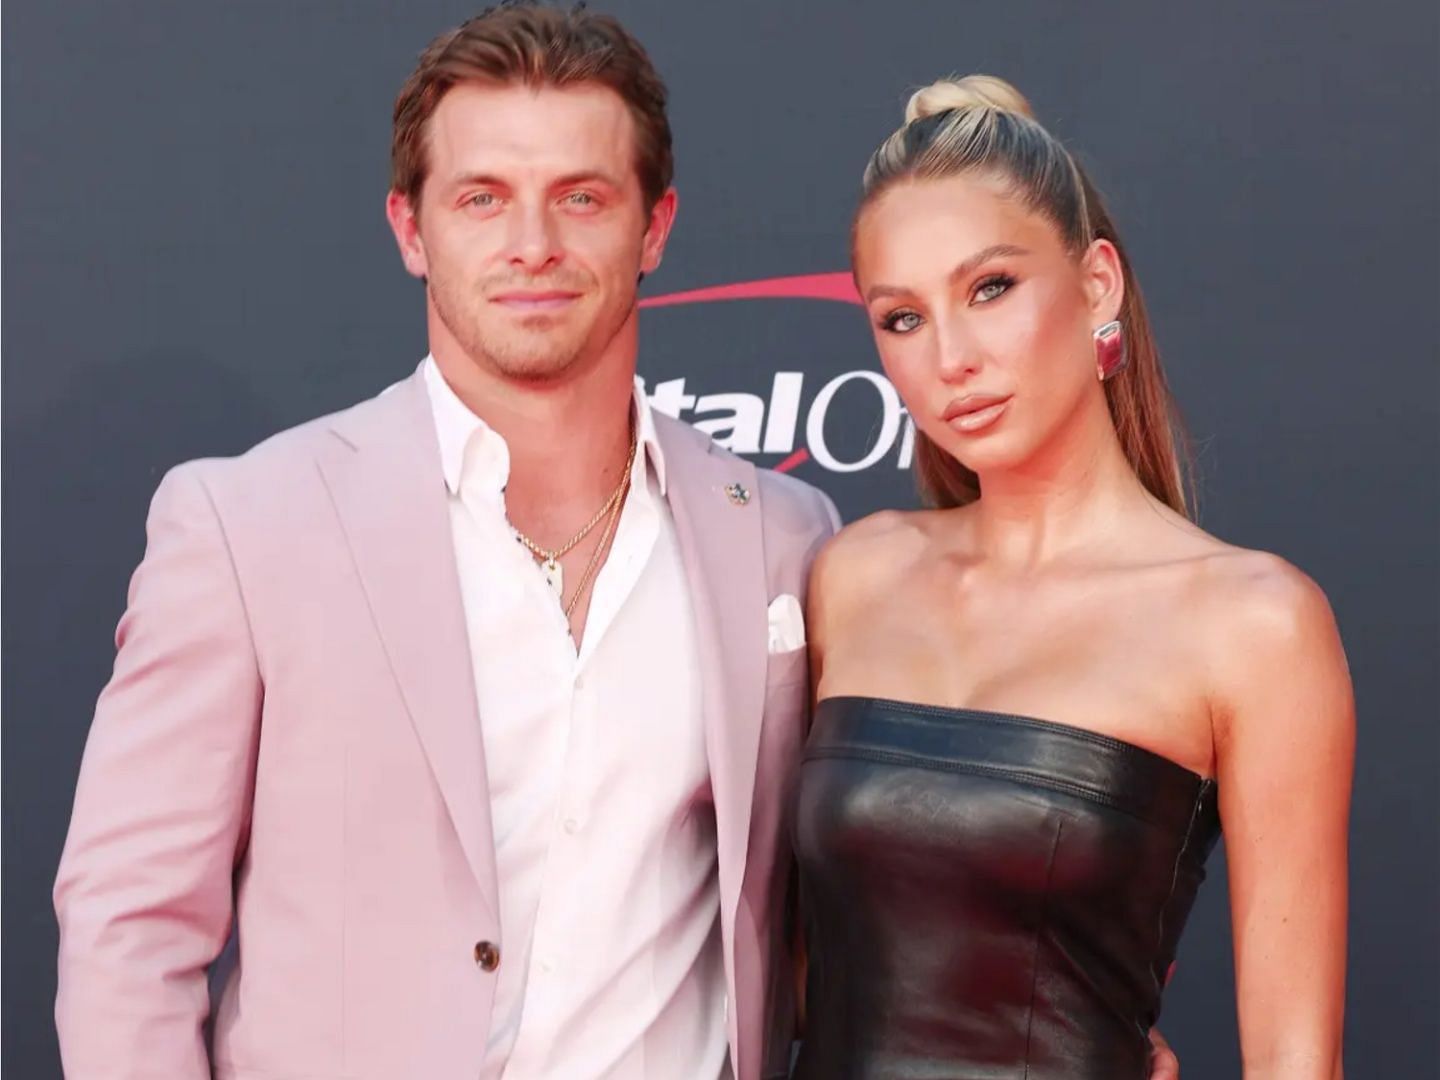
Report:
693,393,766,453
648,377,696,418
762,372,804,453
898,412,916,469
806,371,903,473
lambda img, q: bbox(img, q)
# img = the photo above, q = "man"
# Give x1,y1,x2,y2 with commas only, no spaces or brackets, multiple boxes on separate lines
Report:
54,5,1180,1078
55,7,830,1077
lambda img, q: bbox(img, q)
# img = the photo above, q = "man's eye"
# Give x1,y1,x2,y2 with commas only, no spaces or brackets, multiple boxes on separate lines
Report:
564,192,597,206
467,193,496,208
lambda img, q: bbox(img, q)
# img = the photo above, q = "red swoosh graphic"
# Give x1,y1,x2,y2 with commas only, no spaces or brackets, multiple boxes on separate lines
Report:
639,272,861,309
639,273,857,475
774,448,811,474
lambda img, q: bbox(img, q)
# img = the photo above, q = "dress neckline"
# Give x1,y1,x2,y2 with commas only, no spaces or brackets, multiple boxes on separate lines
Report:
815,694,1214,784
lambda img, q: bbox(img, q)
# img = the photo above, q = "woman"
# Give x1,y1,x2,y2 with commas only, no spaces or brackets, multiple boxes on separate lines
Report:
796,75,1352,1077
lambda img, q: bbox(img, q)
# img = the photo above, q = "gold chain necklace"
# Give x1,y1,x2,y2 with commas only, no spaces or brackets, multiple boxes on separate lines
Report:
560,455,631,620
511,429,637,604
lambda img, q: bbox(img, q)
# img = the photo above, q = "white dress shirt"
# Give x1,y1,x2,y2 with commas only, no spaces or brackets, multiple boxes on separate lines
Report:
422,358,729,1080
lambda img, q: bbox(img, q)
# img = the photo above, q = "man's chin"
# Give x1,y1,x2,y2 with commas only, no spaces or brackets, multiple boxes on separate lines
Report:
480,340,588,383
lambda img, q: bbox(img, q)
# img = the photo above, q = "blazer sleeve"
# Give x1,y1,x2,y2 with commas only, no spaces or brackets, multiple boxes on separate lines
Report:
54,462,263,1079
815,488,842,539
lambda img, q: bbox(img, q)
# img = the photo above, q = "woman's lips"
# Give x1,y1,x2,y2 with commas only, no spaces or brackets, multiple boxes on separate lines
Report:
942,393,1013,433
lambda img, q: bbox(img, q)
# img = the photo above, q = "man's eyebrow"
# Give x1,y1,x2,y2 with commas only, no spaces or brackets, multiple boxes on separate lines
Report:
447,172,510,189
550,170,624,189
442,170,625,192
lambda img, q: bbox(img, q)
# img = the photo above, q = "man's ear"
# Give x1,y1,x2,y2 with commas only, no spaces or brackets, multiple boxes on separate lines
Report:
639,187,679,277
385,189,429,280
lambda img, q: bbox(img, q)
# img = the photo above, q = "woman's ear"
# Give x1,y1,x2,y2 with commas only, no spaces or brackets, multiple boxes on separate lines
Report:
1082,238,1125,324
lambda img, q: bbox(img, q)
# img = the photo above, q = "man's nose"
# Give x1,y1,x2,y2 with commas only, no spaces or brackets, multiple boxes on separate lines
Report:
505,203,563,272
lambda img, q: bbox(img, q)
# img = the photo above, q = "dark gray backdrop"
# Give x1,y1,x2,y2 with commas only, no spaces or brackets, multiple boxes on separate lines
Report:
5,1,1437,1075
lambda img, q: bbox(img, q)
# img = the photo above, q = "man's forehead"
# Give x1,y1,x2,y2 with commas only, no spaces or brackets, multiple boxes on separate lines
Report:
423,82,640,195
430,80,636,155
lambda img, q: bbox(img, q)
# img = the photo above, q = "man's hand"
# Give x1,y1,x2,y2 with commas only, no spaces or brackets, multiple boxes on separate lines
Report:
1148,1027,1179,1080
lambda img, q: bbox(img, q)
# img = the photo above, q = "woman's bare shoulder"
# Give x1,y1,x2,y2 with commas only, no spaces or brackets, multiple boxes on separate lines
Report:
818,508,942,570
1193,546,1335,639
1137,511,1332,635
809,508,949,613
1184,544,1350,733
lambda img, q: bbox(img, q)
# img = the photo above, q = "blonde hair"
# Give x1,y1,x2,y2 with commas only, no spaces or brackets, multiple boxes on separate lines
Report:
859,75,1193,517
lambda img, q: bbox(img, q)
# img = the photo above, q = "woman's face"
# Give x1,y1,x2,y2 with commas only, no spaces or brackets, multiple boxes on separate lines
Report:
854,173,1123,479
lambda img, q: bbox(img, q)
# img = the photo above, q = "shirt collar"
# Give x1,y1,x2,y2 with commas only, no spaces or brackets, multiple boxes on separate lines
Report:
420,355,667,500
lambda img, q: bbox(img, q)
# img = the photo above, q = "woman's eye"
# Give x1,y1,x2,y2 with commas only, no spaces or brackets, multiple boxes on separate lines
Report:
972,274,1015,303
880,310,924,334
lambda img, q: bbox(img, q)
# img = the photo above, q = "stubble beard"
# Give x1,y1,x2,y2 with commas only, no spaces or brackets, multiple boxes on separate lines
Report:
429,268,635,384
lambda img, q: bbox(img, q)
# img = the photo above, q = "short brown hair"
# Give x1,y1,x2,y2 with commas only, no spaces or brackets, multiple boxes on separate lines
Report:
391,3,673,210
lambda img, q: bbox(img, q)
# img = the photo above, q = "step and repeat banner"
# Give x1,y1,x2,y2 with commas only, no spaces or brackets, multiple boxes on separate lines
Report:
4,1,1436,1075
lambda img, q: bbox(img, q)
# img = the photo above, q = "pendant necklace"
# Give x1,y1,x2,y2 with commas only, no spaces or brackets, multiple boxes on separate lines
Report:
511,428,637,603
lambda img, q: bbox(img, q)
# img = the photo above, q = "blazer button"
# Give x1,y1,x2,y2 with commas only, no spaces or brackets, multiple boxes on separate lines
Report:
474,941,501,972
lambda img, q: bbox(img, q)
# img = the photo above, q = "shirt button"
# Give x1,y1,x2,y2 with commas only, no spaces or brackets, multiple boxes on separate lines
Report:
563,818,580,835
473,941,501,971
574,674,586,691
540,958,556,974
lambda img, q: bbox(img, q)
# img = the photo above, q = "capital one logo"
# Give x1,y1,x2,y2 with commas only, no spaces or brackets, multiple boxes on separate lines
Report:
638,273,915,474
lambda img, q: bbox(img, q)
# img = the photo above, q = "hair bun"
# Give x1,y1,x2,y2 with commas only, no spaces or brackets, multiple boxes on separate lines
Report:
904,74,1034,124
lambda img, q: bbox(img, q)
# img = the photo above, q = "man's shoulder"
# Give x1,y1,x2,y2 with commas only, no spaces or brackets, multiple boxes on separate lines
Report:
160,374,420,518
754,465,840,536
651,412,840,536
167,376,409,493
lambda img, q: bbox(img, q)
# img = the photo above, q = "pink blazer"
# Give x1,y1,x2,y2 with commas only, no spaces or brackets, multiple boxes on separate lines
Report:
54,370,839,1080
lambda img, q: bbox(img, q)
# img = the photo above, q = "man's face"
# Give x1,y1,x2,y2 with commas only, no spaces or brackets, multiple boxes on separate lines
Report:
388,81,675,383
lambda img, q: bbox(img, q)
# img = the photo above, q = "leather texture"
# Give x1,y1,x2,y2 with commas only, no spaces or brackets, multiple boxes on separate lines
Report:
793,695,1220,1079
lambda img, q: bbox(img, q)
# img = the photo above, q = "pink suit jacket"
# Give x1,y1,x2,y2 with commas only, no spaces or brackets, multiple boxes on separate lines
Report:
54,369,840,1080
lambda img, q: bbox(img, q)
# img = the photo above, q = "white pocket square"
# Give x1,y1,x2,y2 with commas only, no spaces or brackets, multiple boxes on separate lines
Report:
767,593,806,654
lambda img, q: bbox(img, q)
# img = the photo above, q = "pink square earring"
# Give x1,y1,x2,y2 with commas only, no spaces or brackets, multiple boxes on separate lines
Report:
1094,320,1127,381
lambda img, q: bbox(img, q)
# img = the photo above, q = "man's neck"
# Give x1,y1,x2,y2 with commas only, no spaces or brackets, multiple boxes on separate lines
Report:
430,337,639,522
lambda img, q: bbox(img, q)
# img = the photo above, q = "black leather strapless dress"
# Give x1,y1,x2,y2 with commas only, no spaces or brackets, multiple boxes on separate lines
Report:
793,696,1220,1080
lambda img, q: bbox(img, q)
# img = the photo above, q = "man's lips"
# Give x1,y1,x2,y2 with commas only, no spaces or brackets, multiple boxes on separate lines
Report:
942,392,1013,433
489,289,582,310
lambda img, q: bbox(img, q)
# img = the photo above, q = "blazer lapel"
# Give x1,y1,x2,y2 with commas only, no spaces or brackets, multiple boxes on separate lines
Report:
658,417,768,997
316,372,499,924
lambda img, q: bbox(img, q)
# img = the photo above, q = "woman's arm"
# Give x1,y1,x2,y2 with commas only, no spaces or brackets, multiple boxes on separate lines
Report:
792,513,892,1032
1212,555,1354,1079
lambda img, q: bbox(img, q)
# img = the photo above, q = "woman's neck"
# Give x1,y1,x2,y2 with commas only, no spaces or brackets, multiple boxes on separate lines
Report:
967,401,1155,570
